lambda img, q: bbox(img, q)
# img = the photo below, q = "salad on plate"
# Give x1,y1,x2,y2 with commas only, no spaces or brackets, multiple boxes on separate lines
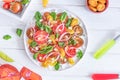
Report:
24,8,88,71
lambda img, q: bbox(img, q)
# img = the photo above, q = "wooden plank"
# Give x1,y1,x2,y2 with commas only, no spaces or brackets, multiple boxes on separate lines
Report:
1,49,120,78
1,6,120,30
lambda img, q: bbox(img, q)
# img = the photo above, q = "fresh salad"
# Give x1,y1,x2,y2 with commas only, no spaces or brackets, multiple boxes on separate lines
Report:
2,0,29,14
25,9,87,70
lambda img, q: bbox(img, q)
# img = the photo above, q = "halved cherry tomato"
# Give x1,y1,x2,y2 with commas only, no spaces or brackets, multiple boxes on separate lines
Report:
20,67,42,80
34,30,49,44
37,54,47,62
65,46,76,58
26,27,36,39
29,46,40,54
52,23,66,35
73,37,84,48
3,3,10,10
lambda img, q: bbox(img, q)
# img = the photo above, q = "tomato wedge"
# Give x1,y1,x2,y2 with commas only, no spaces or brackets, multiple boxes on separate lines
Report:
34,30,49,44
65,46,76,58
20,67,42,80
37,54,47,62
52,23,66,35
0,64,20,80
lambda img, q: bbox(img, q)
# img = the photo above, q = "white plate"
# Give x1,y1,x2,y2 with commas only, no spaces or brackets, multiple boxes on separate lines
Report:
24,7,88,71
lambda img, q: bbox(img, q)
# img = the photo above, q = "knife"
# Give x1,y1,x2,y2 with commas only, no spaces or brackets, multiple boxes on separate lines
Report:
92,73,119,79
94,34,120,59
0,51,14,62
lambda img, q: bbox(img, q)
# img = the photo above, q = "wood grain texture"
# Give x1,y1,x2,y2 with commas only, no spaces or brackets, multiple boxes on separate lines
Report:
0,0,120,80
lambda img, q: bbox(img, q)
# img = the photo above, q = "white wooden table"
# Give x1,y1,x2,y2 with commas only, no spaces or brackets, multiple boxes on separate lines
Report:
0,0,120,80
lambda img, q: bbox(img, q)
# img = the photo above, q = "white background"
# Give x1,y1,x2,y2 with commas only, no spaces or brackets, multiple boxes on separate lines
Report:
0,0,120,80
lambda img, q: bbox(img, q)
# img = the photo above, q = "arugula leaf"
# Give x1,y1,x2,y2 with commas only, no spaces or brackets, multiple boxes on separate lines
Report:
30,41,37,47
39,45,53,54
77,50,83,59
16,28,22,37
68,38,76,45
54,62,60,70
58,42,65,47
3,35,11,40
34,11,42,21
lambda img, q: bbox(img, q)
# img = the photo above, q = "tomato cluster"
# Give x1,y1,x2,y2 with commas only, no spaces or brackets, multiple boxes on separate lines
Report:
26,11,84,70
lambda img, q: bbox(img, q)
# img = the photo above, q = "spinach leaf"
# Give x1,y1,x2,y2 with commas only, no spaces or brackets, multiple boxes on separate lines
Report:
66,18,72,28
21,0,30,5
60,12,67,22
16,28,22,37
68,38,76,45
30,41,37,47
58,42,65,47
3,35,11,40
39,45,53,54
34,11,42,21
54,62,60,70
77,50,83,59
50,12,57,20
45,25,52,33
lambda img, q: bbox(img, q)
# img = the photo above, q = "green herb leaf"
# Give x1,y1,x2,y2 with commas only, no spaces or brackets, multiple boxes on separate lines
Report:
54,62,60,70
39,45,53,54
34,11,42,21
45,26,52,33
60,12,67,22
0,51,14,62
68,38,76,45
55,33,60,38
3,35,11,40
30,41,37,47
36,21,42,29
21,0,29,5
50,12,57,20
33,53,39,60
77,50,83,59
58,42,65,47
66,18,72,28
16,28,22,37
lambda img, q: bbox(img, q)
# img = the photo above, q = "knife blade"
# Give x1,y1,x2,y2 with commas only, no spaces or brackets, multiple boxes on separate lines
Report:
0,51,14,62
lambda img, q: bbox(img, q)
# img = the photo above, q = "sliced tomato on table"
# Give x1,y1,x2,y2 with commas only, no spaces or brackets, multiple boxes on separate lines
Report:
65,46,76,58
33,30,49,44
0,64,20,80
20,67,42,80
37,54,47,62
52,23,66,35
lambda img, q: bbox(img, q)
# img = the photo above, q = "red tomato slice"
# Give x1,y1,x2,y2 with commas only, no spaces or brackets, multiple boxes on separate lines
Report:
65,46,76,58
3,3,10,10
0,64,20,80
20,67,42,80
34,30,49,44
29,46,40,54
52,23,66,35
26,27,36,39
37,54,47,62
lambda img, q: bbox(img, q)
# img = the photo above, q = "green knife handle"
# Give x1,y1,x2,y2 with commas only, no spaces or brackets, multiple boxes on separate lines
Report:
94,39,116,59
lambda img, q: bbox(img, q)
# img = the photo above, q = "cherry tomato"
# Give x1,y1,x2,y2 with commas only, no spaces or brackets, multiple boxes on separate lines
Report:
73,37,84,48
3,3,10,10
0,64,20,80
34,30,49,44
26,27,36,39
10,1,22,14
52,23,66,35
37,54,47,62
65,46,76,58
29,46,40,54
